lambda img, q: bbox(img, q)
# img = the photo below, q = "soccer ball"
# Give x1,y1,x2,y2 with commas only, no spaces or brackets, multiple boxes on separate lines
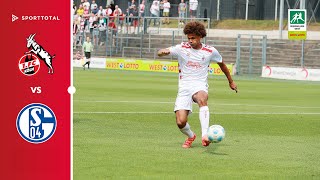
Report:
207,125,225,143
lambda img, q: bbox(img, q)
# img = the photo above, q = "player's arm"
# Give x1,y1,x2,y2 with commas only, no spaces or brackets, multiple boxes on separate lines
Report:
157,48,170,57
217,61,238,93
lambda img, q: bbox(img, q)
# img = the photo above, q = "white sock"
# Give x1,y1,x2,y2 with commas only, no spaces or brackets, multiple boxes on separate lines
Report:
180,123,194,138
199,106,210,137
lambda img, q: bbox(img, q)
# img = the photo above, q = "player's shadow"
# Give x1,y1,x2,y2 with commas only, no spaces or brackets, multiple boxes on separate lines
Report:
204,144,228,155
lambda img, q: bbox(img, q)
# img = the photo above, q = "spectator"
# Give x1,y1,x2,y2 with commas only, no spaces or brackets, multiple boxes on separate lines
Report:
90,0,98,12
106,5,113,17
88,13,96,34
97,6,106,17
98,15,107,46
139,0,147,33
73,19,79,49
178,0,186,25
128,0,137,16
118,13,126,32
75,51,82,60
83,0,90,12
189,0,198,19
159,0,164,17
78,16,86,45
107,0,114,6
113,5,122,25
149,0,160,26
72,4,76,16
92,16,100,46
92,5,99,15
108,19,117,46
131,6,139,34
77,4,84,16
83,5,90,32
162,0,170,24
125,8,132,33
139,0,145,18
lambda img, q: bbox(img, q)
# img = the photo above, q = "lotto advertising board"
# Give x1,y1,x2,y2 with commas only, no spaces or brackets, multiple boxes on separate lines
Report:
105,58,234,75
1,1,71,180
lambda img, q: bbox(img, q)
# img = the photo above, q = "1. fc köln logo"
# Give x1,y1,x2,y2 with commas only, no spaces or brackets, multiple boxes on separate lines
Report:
18,53,41,75
18,33,55,76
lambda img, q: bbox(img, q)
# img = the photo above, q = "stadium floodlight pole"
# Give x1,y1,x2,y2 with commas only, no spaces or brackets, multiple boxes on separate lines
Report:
245,0,249,20
217,0,220,21
275,0,278,21
300,0,306,68
279,0,284,39
300,0,305,9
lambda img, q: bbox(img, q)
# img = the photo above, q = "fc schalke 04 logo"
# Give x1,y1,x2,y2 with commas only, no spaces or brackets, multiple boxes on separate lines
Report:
16,103,57,144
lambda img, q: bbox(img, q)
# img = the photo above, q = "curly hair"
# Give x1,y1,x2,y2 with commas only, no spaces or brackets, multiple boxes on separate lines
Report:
183,21,207,38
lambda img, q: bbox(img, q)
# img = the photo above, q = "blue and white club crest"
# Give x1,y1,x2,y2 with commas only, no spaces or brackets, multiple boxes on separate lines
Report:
16,103,57,144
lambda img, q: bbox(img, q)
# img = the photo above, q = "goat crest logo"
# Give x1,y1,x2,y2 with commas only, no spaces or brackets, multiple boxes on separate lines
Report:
24,33,55,74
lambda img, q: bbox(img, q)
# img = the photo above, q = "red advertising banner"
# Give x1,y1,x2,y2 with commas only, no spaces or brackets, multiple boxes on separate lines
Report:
1,1,71,180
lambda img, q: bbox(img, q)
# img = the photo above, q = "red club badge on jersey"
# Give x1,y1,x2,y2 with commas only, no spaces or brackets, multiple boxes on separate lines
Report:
18,53,40,76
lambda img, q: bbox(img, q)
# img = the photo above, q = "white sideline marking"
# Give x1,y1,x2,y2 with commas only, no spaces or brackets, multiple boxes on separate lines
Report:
74,100,320,109
74,112,320,115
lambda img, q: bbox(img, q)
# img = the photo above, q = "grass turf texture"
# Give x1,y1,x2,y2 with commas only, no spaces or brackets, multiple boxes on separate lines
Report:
73,68,320,179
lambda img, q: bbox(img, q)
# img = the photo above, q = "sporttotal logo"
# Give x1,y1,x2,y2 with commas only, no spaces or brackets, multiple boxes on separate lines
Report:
11,14,60,22
12,14,19,22
16,103,57,144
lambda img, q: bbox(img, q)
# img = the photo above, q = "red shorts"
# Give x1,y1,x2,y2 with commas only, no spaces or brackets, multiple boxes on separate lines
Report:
133,20,138,27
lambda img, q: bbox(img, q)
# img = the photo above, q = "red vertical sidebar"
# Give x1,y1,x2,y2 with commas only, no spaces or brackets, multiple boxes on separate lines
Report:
0,1,71,180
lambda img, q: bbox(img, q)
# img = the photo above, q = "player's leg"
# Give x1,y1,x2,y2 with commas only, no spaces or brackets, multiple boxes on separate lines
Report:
87,60,91,69
87,52,91,69
192,90,211,146
175,93,196,148
176,110,196,148
83,52,88,70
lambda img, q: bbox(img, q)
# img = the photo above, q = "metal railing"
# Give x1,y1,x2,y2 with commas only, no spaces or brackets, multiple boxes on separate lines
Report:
235,34,267,75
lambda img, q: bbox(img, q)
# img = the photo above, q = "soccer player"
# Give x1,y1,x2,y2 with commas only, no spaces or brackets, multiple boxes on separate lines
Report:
157,21,237,148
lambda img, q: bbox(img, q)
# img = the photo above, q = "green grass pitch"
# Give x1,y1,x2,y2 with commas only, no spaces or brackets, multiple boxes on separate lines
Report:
73,68,320,179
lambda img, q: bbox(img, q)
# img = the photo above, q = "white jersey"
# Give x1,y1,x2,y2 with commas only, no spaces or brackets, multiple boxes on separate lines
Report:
169,42,222,85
